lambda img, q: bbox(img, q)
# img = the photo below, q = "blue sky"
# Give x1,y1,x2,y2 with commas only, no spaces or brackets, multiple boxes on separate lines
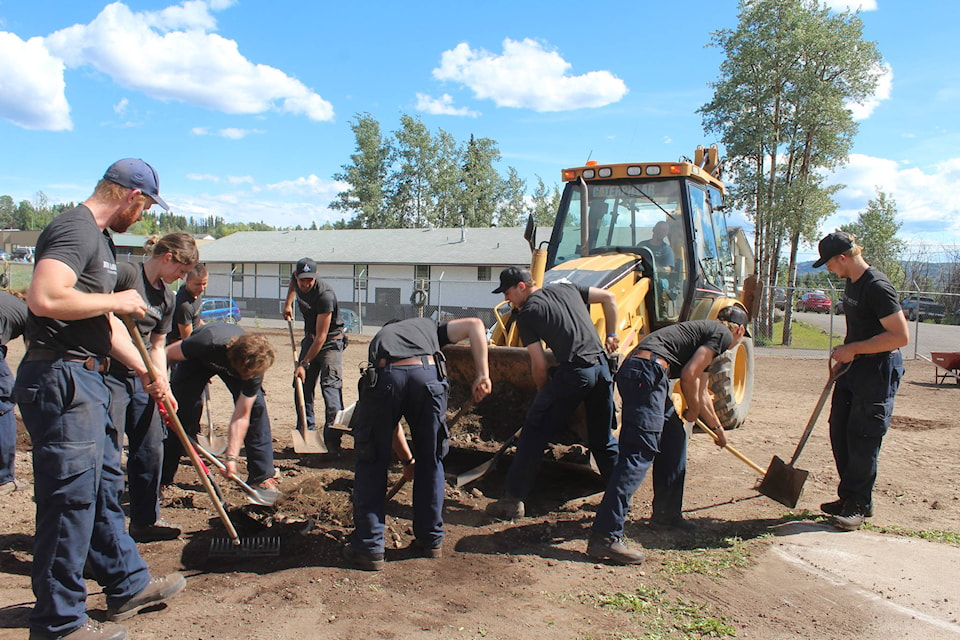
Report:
1,0,958,262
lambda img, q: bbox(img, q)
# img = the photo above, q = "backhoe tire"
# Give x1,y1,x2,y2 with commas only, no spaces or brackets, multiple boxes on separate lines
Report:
708,336,754,429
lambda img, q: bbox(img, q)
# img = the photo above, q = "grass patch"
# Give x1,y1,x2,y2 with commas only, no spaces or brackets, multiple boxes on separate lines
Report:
587,585,736,639
756,318,843,350
785,511,960,546
659,536,757,578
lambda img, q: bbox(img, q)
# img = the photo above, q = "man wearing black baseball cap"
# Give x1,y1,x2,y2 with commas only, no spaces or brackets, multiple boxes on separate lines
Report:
586,307,748,564
283,257,346,452
813,231,908,530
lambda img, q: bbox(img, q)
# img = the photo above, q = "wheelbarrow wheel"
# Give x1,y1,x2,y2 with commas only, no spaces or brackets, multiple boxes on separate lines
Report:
708,335,754,430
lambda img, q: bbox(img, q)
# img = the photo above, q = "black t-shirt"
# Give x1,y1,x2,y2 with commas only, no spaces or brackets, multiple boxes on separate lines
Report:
841,267,901,344
25,205,118,357
369,317,451,363
517,283,602,365
637,320,733,378
168,286,202,344
292,276,344,339
110,262,174,377
180,323,262,397
0,291,27,347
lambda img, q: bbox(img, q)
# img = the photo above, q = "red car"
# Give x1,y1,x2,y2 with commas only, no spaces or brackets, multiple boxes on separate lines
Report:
795,292,832,313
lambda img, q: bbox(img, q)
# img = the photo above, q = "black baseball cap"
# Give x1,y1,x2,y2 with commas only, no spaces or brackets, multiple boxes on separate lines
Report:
103,158,169,210
294,257,319,279
492,266,533,294
717,305,751,336
812,231,855,268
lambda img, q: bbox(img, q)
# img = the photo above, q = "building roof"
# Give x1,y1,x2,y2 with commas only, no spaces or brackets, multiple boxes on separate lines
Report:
198,227,533,266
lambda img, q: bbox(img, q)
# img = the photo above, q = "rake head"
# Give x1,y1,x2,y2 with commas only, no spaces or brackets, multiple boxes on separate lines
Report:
209,535,281,558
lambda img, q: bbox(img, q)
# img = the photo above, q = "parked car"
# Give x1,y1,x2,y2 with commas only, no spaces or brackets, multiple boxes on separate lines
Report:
340,308,360,333
10,247,33,262
200,297,241,324
0,251,10,261
773,287,787,310
795,292,832,313
900,295,945,323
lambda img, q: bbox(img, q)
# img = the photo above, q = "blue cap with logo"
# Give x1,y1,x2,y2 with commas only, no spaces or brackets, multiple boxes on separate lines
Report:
103,158,169,211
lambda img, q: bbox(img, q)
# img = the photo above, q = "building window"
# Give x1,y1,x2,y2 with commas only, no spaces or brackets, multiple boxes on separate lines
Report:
414,265,431,292
354,264,368,291
478,266,491,281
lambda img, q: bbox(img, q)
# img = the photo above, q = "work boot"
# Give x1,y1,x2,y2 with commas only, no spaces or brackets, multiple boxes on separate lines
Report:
0,479,21,496
649,513,697,533
821,498,873,518
485,497,525,521
107,572,186,621
129,518,182,542
832,503,869,531
586,533,645,565
342,543,385,571
29,620,127,640
410,539,442,559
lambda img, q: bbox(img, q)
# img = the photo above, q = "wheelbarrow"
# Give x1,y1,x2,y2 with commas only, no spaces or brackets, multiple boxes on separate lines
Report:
757,361,850,508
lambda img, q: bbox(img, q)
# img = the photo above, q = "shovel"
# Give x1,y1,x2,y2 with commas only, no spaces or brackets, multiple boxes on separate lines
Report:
694,419,767,476
121,315,279,558
456,425,522,488
191,437,280,507
757,361,851,508
288,320,327,454
197,384,226,455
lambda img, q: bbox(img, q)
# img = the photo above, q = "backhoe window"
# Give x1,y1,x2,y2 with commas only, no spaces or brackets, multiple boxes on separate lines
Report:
552,178,689,323
689,183,736,297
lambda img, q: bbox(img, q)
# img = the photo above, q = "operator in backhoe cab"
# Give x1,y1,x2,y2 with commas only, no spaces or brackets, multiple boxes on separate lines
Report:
587,306,749,565
485,266,620,521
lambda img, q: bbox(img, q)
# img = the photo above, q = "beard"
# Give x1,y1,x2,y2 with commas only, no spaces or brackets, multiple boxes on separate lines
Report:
110,200,144,233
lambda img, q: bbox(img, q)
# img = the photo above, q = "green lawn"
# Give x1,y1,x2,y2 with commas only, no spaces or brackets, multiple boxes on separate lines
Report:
761,318,844,349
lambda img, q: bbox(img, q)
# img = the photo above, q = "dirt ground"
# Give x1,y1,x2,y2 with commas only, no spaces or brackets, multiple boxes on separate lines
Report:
1,328,959,640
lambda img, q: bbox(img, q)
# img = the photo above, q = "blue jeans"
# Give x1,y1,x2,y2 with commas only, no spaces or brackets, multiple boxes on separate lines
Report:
105,373,164,526
504,359,619,500
0,353,16,485
351,361,448,556
828,351,903,509
593,356,668,538
15,359,151,637
297,336,344,447
164,362,275,486
652,402,687,519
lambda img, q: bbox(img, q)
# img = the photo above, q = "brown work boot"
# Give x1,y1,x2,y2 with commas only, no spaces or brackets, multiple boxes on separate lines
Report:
586,533,645,565
29,620,126,640
485,497,525,521
129,518,182,543
649,514,697,533
410,539,442,559
342,543,385,571
107,572,186,621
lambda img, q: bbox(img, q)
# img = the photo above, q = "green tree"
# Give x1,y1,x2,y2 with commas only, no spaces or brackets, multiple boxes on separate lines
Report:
840,189,905,288
331,113,392,228
459,135,501,227
701,0,883,344
530,176,559,228
496,167,527,227
430,129,464,228
0,195,16,229
389,114,438,228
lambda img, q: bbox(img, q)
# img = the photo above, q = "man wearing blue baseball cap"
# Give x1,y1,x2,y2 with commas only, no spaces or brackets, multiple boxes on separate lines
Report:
15,159,183,640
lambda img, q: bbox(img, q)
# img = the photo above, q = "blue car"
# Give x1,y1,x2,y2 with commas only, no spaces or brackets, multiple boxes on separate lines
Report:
340,308,360,333
200,297,241,324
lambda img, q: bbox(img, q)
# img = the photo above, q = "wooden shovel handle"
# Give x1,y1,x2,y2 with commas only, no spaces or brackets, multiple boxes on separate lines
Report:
695,419,767,476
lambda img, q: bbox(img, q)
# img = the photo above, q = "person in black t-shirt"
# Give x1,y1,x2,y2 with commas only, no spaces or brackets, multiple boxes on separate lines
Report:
485,267,620,521
108,234,198,543
14,158,185,639
0,290,27,497
587,309,748,564
283,257,345,452
813,231,908,531
167,263,207,344
345,317,490,571
164,323,278,492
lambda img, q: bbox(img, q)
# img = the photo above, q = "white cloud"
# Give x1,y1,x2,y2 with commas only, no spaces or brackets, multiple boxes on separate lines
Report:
192,126,264,139
113,98,129,115
415,93,479,117
847,63,893,120
41,1,333,123
186,172,220,182
432,38,628,112
0,32,71,130
824,154,960,249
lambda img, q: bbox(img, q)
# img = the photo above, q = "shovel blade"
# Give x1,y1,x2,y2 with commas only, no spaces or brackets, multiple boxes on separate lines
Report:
758,455,809,508
291,428,328,454
456,459,495,488
198,434,227,456
332,403,355,431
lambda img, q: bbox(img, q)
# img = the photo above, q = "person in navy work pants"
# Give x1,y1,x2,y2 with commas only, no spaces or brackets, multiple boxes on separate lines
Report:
0,290,27,497
14,159,185,640
345,316,490,570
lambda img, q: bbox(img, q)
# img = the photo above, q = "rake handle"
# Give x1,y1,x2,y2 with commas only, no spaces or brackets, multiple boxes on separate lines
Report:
695,419,767,476
121,314,240,544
